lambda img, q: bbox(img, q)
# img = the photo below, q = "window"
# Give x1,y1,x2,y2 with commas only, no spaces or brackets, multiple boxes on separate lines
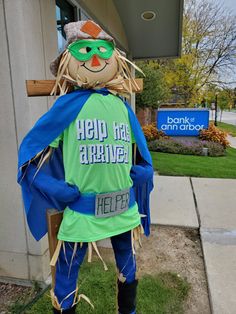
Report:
56,0,76,52
55,0,92,52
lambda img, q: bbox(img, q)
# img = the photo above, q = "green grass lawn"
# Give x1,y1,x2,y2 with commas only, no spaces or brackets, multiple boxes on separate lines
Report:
21,261,189,314
151,147,236,178
212,121,236,137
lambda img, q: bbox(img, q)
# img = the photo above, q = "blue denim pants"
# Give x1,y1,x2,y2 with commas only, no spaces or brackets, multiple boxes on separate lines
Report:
54,230,136,313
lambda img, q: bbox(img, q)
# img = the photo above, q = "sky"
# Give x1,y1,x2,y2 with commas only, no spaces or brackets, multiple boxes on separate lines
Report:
222,0,236,14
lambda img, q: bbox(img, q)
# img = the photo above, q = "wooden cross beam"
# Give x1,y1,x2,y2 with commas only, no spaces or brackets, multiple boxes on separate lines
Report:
25,79,143,97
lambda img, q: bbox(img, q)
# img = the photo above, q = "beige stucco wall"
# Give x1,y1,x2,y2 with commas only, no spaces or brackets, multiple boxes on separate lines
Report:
0,0,57,283
0,0,29,280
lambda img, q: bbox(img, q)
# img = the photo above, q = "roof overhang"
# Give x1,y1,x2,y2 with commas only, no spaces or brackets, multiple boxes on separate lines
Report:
78,0,184,60
114,0,183,59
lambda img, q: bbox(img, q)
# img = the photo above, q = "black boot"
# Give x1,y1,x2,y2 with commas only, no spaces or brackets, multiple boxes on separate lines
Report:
53,305,76,313
117,279,138,314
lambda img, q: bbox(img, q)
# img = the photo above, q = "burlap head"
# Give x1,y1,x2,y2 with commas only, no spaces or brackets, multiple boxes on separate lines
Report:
50,20,115,76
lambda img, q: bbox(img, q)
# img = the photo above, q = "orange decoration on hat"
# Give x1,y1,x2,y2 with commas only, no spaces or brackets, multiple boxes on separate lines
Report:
81,20,102,38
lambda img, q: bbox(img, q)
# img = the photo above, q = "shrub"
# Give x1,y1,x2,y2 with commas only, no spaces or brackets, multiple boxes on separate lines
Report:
148,138,226,157
200,123,229,148
148,138,181,154
203,141,226,157
142,123,168,142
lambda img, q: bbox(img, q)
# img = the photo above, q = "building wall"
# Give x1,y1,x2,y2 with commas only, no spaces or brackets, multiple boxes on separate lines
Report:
0,0,57,283
136,108,158,126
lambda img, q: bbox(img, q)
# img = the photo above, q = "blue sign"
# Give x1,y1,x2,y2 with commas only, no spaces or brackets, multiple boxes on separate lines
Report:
157,109,209,136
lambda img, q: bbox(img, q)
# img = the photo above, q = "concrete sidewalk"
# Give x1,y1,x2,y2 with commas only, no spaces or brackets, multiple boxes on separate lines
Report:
227,135,236,148
151,175,236,314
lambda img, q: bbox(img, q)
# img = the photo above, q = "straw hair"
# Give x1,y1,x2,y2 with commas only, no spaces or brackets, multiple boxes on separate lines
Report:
50,48,144,97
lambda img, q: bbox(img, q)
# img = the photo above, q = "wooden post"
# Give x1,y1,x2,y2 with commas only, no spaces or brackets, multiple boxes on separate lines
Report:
47,209,63,288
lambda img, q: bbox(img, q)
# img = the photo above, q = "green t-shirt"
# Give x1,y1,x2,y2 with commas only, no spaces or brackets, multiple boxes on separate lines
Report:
50,93,140,242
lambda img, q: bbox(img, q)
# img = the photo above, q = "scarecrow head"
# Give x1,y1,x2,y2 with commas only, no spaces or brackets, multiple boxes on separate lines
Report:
67,38,117,85
50,20,142,95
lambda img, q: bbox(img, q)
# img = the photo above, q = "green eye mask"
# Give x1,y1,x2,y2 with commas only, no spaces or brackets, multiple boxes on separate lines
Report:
68,39,115,61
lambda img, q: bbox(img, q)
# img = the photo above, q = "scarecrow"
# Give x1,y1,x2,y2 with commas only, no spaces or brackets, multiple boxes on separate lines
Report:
18,20,153,314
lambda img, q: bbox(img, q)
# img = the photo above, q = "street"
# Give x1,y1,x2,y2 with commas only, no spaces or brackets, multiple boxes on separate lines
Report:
220,111,236,126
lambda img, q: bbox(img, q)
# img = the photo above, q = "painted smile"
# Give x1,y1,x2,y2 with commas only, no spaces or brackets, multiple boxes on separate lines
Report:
82,62,108,73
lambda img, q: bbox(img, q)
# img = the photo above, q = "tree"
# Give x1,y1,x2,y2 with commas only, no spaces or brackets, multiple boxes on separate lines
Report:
163,54,197,104
203,84,233,121
162,0,236,105
135,61,170,109
218,89,234,121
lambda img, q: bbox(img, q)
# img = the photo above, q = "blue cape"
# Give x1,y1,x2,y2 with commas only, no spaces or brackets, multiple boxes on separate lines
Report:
18,88,153,241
